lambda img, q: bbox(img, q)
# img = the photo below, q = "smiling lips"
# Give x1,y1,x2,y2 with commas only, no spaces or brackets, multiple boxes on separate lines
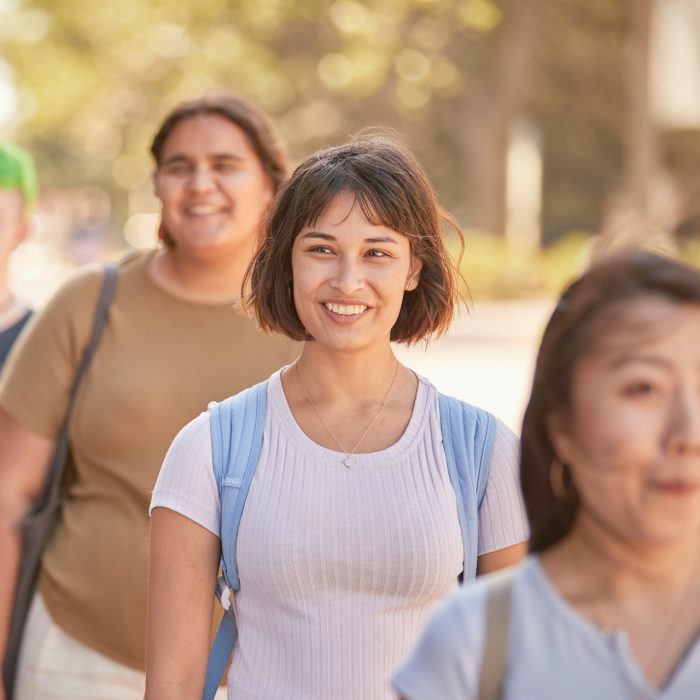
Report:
185,204,225,216
323,302,369,317
651,479,700,496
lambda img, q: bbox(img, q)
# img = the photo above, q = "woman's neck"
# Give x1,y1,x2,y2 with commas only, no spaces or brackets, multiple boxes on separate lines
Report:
543,513,700,598
294,343,401,406
148,244,253,305
282,342,418,456
0,270,26,330
542,512,700,689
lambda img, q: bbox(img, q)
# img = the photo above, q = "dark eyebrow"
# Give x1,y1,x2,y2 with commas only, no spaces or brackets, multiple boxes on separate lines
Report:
364,236,400,245
160,152,244,167
300,232,400,245
211,153,244,162
606,353,670,370
300,232,335,241
160,154,191,167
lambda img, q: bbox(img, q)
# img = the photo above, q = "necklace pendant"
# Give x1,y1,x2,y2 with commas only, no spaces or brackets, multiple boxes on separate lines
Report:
342,456,353,469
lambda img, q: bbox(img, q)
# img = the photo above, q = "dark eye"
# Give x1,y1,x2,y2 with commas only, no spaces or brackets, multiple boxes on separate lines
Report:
367,249,388,258
162,163,190,175
623,381,657,397
215,160,239,173
309,245,333,254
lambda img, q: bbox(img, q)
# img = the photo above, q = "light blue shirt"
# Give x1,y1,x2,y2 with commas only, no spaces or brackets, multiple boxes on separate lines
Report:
393,557,700,700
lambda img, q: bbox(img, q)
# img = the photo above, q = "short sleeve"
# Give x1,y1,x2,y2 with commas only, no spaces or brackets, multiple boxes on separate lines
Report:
150,411,221,537
477,419,529,555
0,265,103,438
392,585,487,700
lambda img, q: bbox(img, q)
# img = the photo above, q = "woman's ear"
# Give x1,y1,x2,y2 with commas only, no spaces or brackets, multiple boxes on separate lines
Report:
11,217,31,250
546,411,577,465
405,257,423,291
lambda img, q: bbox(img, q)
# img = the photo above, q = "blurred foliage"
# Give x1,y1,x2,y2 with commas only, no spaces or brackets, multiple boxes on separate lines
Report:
457,229,700,300
1,0,700,267
1,0,516,224
451,230,590,299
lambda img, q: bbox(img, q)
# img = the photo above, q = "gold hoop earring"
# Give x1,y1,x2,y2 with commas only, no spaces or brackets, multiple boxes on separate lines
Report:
550,459,573,501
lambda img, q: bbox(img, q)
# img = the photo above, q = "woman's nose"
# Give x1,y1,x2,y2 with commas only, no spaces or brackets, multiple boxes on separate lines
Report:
187,166,216,193
667,388,700,456
329,257,364,294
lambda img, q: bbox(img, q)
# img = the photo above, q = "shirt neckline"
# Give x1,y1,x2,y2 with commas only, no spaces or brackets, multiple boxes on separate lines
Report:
136,249,244,311
527,556,700,697
268,367,433,468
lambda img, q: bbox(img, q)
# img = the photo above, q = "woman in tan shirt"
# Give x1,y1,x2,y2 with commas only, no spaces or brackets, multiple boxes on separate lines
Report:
0,93,298,700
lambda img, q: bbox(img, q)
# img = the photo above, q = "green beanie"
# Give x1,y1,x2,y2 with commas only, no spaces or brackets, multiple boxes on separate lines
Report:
0,142,39,215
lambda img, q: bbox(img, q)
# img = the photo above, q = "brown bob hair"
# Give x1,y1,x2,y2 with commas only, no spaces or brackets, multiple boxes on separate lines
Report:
150,92,289,247
245,132,463,344
521,250,700,553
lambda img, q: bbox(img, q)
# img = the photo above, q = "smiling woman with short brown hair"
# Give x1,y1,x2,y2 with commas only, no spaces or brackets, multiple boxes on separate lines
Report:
146,133,528,700
245,133,460,344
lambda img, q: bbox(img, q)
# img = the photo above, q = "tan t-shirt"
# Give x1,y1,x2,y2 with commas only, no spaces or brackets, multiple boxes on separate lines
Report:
0,250,299,670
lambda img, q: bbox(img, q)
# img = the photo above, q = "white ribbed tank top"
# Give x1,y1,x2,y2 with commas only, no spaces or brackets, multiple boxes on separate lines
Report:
232,373,461,699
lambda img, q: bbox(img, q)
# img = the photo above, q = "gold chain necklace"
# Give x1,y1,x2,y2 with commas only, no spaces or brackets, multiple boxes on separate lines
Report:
294,359,400,468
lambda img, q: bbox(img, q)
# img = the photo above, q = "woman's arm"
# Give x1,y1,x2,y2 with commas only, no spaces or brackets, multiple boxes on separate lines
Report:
476,541,527,575
0,407,55,693
145,508,221,700
475,420,529,576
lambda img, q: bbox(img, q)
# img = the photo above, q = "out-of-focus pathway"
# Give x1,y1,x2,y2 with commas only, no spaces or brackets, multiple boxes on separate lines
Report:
395,299,554,433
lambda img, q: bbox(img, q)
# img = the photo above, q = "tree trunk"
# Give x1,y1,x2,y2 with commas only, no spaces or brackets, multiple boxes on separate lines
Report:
460,0,543,234
600,0,681,248
627,0,658,220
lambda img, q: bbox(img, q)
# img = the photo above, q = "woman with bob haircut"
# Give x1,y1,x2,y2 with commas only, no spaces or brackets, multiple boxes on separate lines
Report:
146,133,529,700
394,251,700,700
0,92,297,700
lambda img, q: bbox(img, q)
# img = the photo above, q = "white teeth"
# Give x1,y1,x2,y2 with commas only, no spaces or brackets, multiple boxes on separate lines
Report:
187,205,220,216
324,303,367,315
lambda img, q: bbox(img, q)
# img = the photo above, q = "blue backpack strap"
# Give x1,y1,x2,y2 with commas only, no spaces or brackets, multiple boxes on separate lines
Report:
438,394,496,581
201,380,268,700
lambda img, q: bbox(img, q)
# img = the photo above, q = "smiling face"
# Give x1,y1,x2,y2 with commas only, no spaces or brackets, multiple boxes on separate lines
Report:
550,297,700,548
290,191,422,354
153,114,273,257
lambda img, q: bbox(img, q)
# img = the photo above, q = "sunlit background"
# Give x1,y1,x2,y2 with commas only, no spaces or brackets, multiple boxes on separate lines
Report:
2,0,700,427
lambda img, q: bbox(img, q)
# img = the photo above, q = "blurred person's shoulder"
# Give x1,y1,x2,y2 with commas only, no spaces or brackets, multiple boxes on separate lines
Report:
49,249,151,309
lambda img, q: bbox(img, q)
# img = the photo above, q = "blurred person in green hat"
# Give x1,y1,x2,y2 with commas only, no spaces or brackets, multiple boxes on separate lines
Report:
0,143,37,371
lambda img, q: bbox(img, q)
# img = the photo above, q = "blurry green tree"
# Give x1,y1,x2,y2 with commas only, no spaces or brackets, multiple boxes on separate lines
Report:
1,0,699,248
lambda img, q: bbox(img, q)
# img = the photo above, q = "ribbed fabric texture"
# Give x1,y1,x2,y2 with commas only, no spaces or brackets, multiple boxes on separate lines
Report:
151,372,528,700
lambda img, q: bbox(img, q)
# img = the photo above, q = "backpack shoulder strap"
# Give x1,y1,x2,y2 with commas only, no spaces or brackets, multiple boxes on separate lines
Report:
202,379,268,700
438,393,496,580
41,263,119,509
477,568,516,700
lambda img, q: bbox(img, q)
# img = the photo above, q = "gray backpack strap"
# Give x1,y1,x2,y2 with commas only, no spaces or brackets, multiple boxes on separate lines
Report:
478,569,516,700
202,380,268,700
438,394,496,580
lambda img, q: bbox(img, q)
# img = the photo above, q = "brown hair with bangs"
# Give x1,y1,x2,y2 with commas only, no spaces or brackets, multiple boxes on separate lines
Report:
521,250,700,553
245,132,463,344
